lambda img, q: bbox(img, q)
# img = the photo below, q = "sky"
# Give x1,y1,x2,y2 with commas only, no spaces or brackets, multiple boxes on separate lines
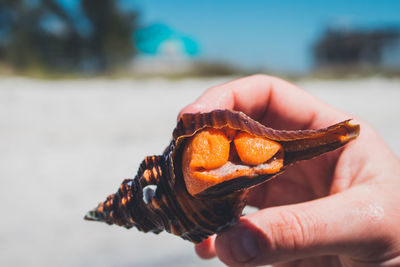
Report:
120,0,400,73
60,0,400,73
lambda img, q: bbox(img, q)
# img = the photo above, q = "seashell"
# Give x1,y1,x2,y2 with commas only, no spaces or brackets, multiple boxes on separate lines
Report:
84,109,359,243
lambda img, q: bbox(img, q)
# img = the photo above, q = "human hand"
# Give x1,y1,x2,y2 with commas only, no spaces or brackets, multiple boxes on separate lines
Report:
179,75,400,267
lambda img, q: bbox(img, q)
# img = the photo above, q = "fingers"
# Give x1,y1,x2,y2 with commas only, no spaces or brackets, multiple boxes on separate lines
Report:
179,75,270,121
179,74,347,130
213,185,386,266
195,235,217,259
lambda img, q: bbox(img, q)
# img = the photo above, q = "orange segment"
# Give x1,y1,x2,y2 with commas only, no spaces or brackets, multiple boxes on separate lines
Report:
187,128,230,170
182,128,230,196
234,132,281,165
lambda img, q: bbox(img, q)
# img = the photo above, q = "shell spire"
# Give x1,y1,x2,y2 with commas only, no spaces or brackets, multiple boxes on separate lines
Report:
84,156,166,233
84,150,247,243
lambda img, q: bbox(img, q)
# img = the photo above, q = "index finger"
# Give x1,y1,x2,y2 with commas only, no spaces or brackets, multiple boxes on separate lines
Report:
179,74,347,130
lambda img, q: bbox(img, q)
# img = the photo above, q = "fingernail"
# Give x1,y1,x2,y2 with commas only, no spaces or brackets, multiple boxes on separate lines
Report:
230,228,259,263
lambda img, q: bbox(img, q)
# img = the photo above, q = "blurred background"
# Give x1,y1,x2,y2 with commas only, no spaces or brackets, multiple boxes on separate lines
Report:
1,1,399,267
1,0,400,77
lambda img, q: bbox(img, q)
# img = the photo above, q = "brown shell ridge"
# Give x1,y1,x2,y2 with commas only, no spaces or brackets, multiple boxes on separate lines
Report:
282,120,360,165
175,109,359,142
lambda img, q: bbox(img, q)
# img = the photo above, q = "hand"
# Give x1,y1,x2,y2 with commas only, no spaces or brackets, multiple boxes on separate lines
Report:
179,75,400,267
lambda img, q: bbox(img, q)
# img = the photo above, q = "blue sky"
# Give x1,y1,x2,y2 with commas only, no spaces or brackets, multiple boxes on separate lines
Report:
121,0,400,73
59,0,400,73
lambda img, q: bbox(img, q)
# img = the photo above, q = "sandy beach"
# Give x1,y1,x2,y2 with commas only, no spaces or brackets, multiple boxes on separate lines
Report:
1,76,399,267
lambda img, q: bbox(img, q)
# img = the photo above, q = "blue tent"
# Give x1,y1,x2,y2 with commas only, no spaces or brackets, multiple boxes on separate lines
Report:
135,23,199,57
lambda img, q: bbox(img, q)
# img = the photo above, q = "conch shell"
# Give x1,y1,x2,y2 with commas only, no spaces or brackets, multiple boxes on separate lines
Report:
84,109,359,243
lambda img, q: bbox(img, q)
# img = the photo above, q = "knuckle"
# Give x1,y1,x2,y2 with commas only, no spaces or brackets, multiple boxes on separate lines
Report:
270,209,317,251
249,73,274,82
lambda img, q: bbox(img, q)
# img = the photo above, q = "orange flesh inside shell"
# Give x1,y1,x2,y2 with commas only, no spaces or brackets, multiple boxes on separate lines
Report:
182,128,283,196
234,132,281,165
186,128,230,170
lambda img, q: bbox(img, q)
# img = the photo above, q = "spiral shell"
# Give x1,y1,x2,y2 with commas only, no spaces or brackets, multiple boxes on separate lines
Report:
85,109,359,243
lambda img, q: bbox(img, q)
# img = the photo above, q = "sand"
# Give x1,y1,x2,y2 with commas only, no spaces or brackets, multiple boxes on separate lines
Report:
0,76,399,267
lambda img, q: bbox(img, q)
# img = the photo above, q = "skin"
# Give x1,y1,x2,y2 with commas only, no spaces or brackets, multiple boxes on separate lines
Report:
178,75,400,267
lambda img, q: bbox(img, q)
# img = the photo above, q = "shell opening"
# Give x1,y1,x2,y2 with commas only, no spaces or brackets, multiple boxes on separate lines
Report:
182,128,284,196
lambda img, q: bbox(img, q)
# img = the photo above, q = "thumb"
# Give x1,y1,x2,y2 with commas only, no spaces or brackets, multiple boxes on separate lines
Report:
214,186,385,266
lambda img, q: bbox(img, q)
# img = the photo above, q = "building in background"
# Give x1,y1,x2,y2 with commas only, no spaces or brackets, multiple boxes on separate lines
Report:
313,27,400,71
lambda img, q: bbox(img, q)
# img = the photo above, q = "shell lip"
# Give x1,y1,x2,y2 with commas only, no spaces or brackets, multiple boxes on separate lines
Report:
194,173,279,198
